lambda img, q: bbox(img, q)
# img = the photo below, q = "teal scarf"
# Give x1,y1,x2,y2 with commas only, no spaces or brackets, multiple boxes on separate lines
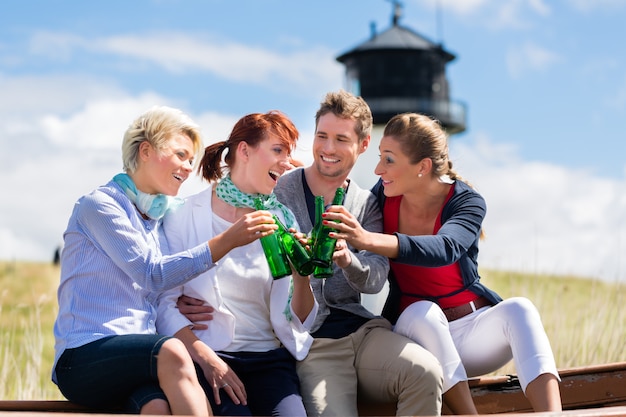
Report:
113,173,184,220
215,175,296,229
216,174,296,321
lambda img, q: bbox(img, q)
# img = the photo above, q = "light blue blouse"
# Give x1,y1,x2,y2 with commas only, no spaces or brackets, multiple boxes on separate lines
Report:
52,179,213,382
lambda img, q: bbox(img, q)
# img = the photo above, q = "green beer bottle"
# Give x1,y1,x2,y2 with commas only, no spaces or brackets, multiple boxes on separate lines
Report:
312,263,334,279
253,198,291,279
310,195,325,245
273,215,315,276
312,187,345,277
311,195,331,278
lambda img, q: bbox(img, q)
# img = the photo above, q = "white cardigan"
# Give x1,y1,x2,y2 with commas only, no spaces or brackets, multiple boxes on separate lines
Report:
156,185,317,360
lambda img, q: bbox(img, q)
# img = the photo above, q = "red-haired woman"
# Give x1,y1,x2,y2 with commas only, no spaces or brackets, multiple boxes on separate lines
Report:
157,111,317,417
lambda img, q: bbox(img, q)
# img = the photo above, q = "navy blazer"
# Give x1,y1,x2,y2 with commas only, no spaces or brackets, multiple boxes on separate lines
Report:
371,179,502,324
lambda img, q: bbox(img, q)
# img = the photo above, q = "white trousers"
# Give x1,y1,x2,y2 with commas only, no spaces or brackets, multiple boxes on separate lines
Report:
393,297,560,393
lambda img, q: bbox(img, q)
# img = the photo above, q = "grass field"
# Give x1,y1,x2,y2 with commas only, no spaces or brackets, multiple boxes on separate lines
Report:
1,260,625,400
1,261,59,399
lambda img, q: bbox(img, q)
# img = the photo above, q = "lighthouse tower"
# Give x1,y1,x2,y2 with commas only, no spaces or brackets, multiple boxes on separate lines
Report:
336,1,467,188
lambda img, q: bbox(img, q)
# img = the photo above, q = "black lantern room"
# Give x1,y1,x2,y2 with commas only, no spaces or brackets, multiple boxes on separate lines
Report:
336,2,467,134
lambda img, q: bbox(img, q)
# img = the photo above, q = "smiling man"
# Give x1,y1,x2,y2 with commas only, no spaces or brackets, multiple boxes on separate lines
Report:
272,90,443,417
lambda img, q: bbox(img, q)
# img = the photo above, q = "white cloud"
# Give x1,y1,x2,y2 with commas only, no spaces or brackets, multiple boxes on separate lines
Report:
0,76,250,262
0,73,125,114
436,0,490,16
506,42,562,79
451,135,626,283
488,1,534,30
2,79,625,285
29,32,85,62
0,228,49,263
40,93,171,149
0,148,119,261
342,129,626,285
2,3,624,287
418,0,551,30
569,0,626,13
0,57,321,262
27,31,343,95
528,0,551,17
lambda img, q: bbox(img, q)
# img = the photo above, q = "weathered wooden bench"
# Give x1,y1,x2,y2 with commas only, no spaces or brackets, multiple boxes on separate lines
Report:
2,362,625,416
359,362,626,415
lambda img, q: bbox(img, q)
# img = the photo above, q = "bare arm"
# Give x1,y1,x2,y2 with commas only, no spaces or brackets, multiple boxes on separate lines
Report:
174,326,247,406
208,210,278,263
289,272,315,323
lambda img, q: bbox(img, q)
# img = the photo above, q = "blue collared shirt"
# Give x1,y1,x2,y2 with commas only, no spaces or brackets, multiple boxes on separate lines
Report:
52,179,213,382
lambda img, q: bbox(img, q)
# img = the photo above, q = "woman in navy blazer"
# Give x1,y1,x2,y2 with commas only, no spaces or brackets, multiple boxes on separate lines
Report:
322,113,562,414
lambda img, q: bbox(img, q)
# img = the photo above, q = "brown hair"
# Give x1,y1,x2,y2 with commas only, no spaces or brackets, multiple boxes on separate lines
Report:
197,110,299,183
384,113,485,238
383,112,468,184
315,90,372,143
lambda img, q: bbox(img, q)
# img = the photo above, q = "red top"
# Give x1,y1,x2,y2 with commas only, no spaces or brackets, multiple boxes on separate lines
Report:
383,187,478,312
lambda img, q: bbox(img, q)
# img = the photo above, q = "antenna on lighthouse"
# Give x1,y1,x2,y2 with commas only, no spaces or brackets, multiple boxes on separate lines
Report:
436,0,444,44
386,0,402,26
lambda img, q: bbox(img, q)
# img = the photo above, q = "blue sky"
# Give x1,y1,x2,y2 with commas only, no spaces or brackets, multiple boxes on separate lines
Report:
2,0,626,285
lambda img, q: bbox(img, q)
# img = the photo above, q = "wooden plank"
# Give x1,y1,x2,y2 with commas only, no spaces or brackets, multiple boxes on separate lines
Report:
0,402,118,414
3,363,626,416
2,408,626,417
358,362,626,415
0,402,90,413
0,414,129,417
469,362,626,413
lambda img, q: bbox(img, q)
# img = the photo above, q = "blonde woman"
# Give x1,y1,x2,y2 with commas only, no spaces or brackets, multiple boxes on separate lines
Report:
53,107,273,415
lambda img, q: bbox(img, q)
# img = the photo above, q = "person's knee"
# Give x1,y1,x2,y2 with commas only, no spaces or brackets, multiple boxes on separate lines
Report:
140,398,171,415
395,301,447,342
501,297,541,322
157,338,195,378
395,347,443,415
399,300,438,322
402,345,443,391
418,356,444,389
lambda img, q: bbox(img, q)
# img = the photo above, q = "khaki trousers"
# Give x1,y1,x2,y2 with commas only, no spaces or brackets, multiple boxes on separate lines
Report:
297,318,443,416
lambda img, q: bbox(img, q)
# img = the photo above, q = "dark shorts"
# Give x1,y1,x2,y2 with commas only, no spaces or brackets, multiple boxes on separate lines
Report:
200,347,305,417
55,334,170,414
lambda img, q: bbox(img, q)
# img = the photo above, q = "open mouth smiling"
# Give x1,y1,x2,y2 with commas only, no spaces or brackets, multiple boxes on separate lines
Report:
269,170,281,182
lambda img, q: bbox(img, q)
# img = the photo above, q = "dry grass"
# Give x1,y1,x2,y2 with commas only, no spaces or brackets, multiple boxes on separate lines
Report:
0,261,625,399
0,261,62,400
482,269,626,375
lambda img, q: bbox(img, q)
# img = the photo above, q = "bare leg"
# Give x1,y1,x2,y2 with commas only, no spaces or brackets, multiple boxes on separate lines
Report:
525,373,562,412
157,339,213,416
443,381,478,415
140,399,171,415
